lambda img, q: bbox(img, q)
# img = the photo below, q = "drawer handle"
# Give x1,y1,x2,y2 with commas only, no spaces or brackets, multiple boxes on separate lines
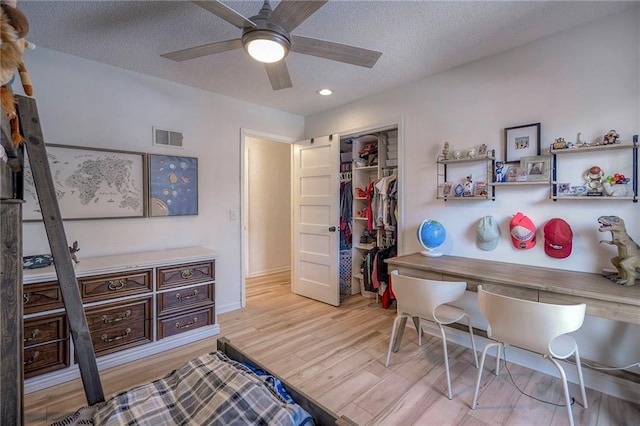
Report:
175,317,198,329
101,310,131,324
25,351,40,365
23,292,57,305
176,289,198,301
101,328,132,343
107,279,126,291
180,269,194,279
24,328,40,343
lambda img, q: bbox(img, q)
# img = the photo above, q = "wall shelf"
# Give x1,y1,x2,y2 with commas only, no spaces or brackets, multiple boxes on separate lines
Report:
436,153,495,201
550,136,638,202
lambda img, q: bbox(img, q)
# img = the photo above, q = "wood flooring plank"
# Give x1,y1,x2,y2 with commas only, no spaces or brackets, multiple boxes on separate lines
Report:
337,402,374,426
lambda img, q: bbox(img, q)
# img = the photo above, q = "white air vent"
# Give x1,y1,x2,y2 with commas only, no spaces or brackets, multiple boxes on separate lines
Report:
153,127,183,148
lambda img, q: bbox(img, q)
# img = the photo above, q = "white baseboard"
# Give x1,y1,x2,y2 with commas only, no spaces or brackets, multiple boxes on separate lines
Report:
419,322,640,404
24,324,220,394
217,301,242,315
247,267,290,278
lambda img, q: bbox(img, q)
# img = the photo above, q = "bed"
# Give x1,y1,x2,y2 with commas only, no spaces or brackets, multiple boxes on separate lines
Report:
53,337,353,426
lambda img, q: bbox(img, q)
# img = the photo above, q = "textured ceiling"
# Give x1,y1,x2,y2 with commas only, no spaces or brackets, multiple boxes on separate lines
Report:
18,1,635,116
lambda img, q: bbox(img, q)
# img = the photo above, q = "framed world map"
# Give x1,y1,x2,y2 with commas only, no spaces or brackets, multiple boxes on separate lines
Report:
23,144,147,221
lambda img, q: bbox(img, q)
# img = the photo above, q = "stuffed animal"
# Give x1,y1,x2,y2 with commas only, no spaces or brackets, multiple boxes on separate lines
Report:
1,1,34,146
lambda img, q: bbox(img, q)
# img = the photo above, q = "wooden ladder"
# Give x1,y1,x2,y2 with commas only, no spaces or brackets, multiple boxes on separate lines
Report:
11,95,105,421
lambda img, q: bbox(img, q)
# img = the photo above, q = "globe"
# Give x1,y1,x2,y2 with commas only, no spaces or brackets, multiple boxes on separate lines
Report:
417,219,446,257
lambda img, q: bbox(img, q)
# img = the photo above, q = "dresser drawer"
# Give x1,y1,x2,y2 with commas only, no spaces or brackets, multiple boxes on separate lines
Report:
24,313,68,347
157,261,215,290
23,281,64,314
85,297,151,333
24,341,69,379
78,270,152,302
91,319,152,357
157,283,215,317
157,306,214,339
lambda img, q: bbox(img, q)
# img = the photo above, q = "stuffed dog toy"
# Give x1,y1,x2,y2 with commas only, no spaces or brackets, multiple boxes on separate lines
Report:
1,0,34,146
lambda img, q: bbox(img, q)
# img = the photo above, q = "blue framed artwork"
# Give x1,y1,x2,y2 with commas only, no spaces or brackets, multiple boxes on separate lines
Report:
149,154,198,217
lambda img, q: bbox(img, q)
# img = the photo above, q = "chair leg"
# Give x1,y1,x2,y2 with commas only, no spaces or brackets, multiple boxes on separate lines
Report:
574,346,588,409
472,342,500,409
393,315,409,352
438,324,453,400
464,313,479,368
548,357,575,426
495,342,502,375
385,316,404,367
413,316,422,347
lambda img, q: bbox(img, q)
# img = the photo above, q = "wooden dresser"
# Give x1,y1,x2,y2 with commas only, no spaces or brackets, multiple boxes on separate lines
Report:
23,247,219,393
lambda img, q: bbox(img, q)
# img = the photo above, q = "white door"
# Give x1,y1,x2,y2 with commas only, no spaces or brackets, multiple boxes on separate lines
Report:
292,134,340,306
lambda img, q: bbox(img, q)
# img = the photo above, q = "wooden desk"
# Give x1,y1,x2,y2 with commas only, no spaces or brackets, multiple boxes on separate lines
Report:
386,253,640,325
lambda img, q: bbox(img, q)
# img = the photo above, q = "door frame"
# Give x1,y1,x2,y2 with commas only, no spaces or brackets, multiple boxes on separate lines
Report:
240,128,295,308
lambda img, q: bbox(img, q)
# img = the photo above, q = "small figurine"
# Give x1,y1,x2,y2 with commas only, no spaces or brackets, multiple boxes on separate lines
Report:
552,137,567,150
467,147,476,159
494,161,507,183
478,144,487,157
442,141,450,160
69,240,80,264
452,149,462,160
603,130,620,145
576,132,589,147
585,166,604,196
462,175,474,197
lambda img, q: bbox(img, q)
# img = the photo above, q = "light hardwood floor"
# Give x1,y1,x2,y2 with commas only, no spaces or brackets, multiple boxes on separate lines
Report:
24,271,639,425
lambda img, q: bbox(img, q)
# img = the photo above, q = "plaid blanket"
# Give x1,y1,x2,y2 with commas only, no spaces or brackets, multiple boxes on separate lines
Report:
54,351,312,426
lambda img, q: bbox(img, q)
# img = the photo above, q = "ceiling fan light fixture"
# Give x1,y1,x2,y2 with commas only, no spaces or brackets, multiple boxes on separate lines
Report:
243,30,290,63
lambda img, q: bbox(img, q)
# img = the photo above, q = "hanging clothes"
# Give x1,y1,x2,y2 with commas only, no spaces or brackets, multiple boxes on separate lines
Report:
339,180,353,250
360,246,379,292
373,245,397,309
365,180,376,231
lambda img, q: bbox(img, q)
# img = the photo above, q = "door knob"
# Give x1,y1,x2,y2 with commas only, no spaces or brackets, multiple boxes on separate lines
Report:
328,226,337,232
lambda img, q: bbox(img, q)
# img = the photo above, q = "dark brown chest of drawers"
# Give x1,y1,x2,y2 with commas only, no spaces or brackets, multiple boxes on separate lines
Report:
23,248,218,389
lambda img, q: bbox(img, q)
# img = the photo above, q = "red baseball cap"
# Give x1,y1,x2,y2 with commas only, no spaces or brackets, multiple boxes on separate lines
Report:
544,218,573,258
509,212,536,250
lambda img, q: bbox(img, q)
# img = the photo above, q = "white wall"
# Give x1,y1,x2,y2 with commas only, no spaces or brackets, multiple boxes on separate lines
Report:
20,47,305,314
246,136,291,276
306,8,640,376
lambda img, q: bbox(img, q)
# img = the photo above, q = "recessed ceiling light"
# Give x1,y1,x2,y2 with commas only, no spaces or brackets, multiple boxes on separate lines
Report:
317,89,333,96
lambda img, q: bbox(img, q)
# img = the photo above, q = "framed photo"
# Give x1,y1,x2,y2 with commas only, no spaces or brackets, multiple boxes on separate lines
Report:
504,123,540,163
149,154,198,217
520,155,550,182
438,182,453,198
23,144,147,221
506,166,520,182
557,182,571,195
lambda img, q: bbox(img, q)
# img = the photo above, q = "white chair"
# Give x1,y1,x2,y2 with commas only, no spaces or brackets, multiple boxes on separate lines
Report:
385,270,478,400
471,285,588,426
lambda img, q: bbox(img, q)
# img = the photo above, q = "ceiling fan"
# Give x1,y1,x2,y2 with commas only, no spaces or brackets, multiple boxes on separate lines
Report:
161,0,382,91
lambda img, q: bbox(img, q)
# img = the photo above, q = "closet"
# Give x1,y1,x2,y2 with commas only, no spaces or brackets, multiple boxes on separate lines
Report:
339,128,399,304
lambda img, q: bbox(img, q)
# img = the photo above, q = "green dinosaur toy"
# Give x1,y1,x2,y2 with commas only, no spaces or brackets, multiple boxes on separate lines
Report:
598,215,639,286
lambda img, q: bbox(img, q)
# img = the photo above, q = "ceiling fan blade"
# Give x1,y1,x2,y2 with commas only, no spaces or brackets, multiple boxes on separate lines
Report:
291,35,382,68
265,61,292,91
269,0,327,33
192,0,256,29
162,38,242,61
